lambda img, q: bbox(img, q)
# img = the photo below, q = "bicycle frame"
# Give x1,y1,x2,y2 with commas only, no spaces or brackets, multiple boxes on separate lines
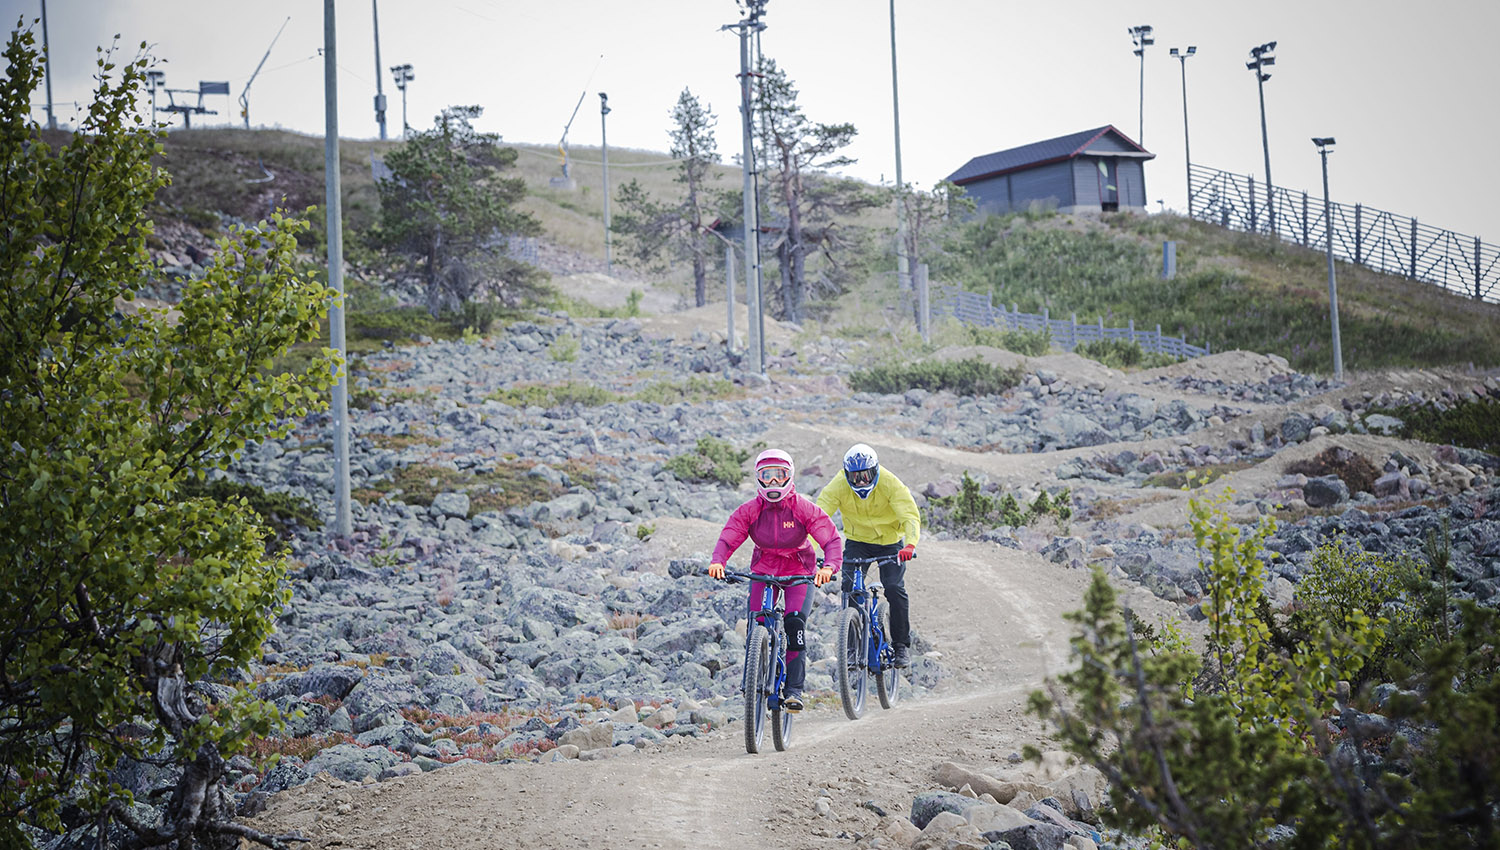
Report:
728,572,813,712
842,558,891,674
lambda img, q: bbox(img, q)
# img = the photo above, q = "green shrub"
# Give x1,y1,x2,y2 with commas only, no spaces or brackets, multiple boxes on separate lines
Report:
179,477,321,541
633,376,740,405
663,436,758,486
1032,494,1500,849
928,472,1070,531
549,333,580,363
963,324,1053,356
1288,539,1428,687
488,382,621,408
1370,397,1500,454
848,356,1021,396
1072,338,1180,370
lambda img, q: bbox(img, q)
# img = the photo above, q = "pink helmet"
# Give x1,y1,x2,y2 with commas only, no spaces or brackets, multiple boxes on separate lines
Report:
754,449,795,504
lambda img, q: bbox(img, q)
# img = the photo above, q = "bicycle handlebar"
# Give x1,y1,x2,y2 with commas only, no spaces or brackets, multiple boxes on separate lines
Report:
842,553,915,566
722,571,816,586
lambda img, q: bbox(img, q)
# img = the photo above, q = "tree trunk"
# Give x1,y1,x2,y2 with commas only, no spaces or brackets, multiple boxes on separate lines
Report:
688,180,707,307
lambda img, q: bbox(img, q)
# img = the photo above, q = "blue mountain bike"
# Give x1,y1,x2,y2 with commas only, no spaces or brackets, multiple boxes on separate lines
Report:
836,554,905,720
724,571,815,753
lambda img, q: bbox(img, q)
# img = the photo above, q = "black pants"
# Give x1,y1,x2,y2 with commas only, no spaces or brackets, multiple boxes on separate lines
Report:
841,539,910,649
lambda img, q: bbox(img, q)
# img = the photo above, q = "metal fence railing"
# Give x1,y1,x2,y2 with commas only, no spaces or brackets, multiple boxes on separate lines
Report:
929,283,1210,360
1188,164,1499,303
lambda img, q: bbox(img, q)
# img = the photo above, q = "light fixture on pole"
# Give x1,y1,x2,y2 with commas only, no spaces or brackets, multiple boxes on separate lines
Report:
1313,136,1343,381
1169,46,1195,214
1128,24,1153,146
146,70,166,126
1246,40,1277,234
600,92,612,275
390,63,414,137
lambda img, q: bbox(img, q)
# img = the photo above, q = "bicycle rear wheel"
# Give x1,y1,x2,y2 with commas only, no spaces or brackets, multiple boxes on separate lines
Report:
743,626,772,754
875,600,902,709
836,606,867,720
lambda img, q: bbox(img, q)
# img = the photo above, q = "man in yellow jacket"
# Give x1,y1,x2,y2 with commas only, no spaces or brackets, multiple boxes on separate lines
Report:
816,443,921,667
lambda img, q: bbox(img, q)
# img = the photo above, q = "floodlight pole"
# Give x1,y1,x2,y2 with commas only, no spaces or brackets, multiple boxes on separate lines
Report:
600,92,612,274
372,1,387,140
324,0,352,537
40,0,55,130
1248,42,1277,235
1316,138,1343,381
890,0,910,292
723,3,767,375
1172,47,1195,213
1129,25,1153,146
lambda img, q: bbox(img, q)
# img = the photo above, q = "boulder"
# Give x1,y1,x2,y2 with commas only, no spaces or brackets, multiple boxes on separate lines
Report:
1304,475,1350,508
430,492,471,519
1280,414,1314,444
304,744,403,783
559,721,614,752
912,790,986,829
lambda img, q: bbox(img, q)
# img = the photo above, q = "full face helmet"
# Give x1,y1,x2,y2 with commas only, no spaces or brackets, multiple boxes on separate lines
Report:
843,443,880,499
754,449,795,504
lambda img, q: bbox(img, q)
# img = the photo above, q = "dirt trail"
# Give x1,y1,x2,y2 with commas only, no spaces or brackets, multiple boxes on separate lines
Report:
251,539,1178,849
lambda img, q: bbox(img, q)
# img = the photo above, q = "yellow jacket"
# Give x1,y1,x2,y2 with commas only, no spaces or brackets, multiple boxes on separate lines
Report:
815,468,921,547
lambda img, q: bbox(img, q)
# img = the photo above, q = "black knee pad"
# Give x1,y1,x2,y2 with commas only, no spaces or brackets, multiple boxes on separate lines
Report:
784,612,806,651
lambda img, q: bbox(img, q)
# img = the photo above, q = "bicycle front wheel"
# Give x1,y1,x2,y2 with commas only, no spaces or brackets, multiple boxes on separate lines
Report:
836,606,868,720
744,625,772,754
875,600,902,710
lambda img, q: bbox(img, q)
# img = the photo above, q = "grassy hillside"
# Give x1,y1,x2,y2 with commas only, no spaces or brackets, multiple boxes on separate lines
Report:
150,129,1497,372
925,211,1500,373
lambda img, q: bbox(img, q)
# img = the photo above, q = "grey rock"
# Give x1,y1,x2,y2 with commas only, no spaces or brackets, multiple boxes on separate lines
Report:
430,491,471,519
983,822,1068,850
1281,414,1314,443
911,790,985,829
298,663,365,701
1304,475,1350,508
303,743,403,783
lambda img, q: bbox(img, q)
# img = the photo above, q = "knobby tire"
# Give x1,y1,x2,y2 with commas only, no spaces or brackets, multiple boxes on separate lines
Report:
836,606,867,720
875,599,901,709
744,626,772,754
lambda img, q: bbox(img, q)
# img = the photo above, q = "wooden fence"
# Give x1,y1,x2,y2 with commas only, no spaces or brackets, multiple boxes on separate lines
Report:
929,284,1210,359
1189,163,1498,303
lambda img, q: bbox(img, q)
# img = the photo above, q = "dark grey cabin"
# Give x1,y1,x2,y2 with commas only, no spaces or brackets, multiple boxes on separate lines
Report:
945,126,1154,216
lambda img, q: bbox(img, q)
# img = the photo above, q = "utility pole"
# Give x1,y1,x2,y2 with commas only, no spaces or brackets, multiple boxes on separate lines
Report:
600,92,612,274
889,0,910,292
324,0,352,537
1314,137,1343,380
372,1,387,140
722,1,767,375
1247,41,1277,235
40,0,55,130
146,70,165,126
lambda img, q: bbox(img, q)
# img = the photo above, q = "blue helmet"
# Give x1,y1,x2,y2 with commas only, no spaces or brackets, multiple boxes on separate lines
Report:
843,443,880,499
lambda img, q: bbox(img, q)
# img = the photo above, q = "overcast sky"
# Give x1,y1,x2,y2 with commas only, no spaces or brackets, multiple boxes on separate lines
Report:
11,0,1500,243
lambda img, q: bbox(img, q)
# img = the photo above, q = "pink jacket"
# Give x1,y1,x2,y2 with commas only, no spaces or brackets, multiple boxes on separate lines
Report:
711,493,844,577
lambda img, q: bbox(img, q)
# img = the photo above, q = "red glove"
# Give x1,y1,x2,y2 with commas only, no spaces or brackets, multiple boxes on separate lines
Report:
899,544,916,562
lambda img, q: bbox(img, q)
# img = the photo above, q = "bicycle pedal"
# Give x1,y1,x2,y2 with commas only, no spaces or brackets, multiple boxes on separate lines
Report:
783,695,804,712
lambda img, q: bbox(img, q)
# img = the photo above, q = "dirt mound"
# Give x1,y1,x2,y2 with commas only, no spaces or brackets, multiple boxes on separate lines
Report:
927,345,1031,373
553,272,679,315
1134,349,1293,384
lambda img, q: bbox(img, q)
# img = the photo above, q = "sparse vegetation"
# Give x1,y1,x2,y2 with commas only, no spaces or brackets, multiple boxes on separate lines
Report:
1142,460,1255,490
664,436,761,486
369,458,600,516
1073,337,1179,370
1286,445,1382,494
961,324,1053,356
1369,396,1500,454
849,356,1022,396
927,472,1071,532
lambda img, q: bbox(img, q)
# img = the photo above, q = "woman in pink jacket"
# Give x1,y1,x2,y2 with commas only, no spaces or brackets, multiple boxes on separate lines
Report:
708,449,843,711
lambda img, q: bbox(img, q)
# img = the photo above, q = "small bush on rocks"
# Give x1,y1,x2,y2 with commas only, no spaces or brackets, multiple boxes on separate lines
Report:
928,472,1071,532
664,436,760,486
1073,338,1179,370
848,356,1022,396
488,382,622,408
963,324,1053,356
1286,445,1381,494
1371,397,1500,454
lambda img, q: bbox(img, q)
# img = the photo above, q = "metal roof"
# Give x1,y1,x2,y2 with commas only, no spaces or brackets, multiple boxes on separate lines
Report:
944,125,1153,186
